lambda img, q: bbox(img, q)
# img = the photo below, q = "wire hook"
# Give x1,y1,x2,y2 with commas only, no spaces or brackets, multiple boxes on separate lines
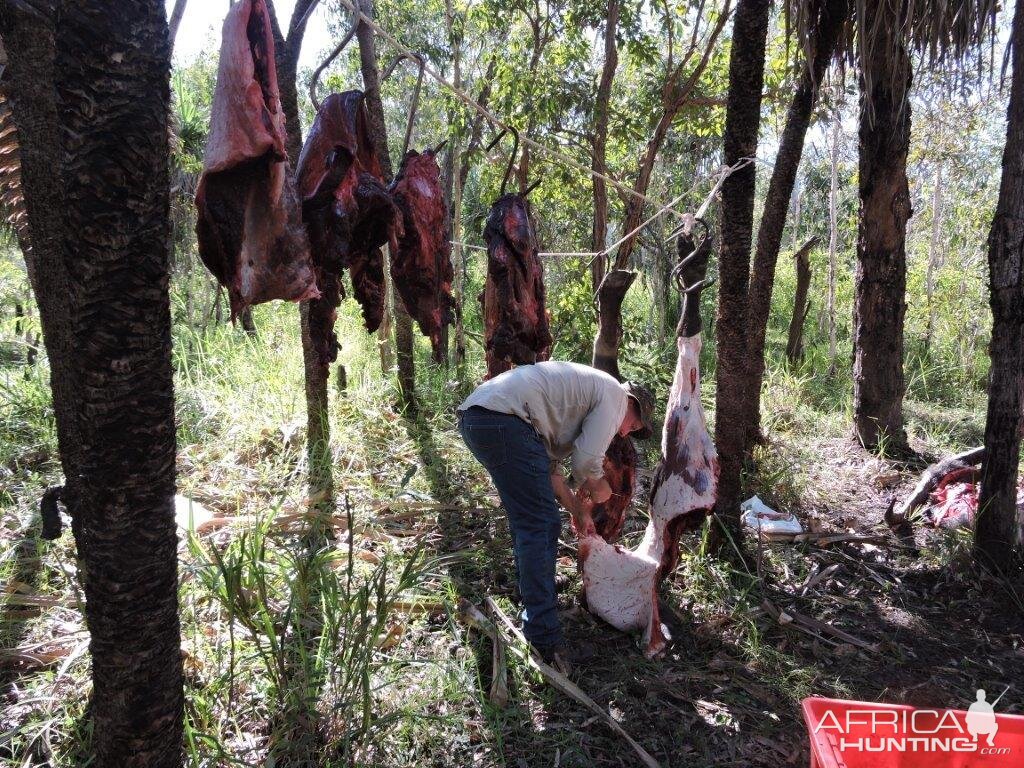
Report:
308,7,359,113
484,127,520,196
381,52,426,157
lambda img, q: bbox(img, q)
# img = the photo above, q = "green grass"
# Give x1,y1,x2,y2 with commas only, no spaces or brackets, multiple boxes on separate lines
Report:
0,261,1015,767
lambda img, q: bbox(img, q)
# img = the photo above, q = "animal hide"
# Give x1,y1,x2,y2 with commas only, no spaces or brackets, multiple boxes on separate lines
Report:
195,0,318,319
480,194,552,378
578,230,718,657
589,434,636,542
389,149,454,361
295,91,401,362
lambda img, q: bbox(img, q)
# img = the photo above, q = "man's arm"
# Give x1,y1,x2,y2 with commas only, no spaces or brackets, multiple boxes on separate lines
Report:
550,472,596,536
570,385,627,487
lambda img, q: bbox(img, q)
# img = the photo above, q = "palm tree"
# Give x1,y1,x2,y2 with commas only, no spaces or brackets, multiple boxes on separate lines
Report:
976,0,1024,570
2,1,182,764
713,0,997,531
714,0,773,527
850,0,995,451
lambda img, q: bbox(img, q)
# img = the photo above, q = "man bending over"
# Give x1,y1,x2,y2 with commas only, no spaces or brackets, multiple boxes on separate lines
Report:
457,362,654,668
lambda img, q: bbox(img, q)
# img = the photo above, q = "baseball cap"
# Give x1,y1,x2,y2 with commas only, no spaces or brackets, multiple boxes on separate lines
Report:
622,381,655,440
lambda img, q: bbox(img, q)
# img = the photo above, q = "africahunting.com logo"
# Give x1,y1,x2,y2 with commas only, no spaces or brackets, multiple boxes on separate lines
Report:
814,688,1012,755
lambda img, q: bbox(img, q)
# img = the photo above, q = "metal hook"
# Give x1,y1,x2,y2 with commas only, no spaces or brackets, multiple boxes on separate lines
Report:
483,127,519,196
308,8,358,113
522,177,543,197
671,217,712,293
381,52,426,157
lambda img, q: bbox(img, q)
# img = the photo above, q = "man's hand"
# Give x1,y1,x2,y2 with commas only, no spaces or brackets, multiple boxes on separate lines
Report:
549,473,577,515
573,490,597,537
580,476,612,505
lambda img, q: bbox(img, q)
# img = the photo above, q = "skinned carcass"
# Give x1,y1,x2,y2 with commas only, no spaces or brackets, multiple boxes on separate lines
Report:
577,227,719,657
195,0,318,319
295,91,401,363
480,194,553,378
389,149,454,362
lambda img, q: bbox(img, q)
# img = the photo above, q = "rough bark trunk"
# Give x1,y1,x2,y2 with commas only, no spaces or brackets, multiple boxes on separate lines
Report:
740,0,848,449
853,10,912,453
0,5,83,493
786,239,816,364
590,0,618,292
58,2,182,763
976,0,1024,570
712,0,771,535
355,0,415,409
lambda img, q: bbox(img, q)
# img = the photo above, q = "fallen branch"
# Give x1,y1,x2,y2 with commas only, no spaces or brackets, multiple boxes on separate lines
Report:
456,598,509,707
761,599,878,653
793,532,897,547
485,596,662,768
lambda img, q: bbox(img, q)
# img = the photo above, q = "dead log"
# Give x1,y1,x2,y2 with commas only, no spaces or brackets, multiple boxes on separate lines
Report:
785,238,817,364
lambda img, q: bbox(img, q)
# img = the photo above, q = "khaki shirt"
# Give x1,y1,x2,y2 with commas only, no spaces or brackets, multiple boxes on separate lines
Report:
458,362,627,483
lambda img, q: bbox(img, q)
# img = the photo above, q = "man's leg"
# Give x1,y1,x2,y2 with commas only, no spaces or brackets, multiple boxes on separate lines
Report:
459,410,563,649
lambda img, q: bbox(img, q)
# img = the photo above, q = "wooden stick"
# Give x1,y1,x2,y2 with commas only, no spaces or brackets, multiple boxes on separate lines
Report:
485,597,662,768
457,599,509,707
761,599,878,653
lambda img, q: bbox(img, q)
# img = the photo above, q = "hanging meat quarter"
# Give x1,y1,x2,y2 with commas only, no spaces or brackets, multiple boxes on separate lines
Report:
389,148,455,362
195,0,318,319
480,193,553,378
295,91,402,363
577,225,719,657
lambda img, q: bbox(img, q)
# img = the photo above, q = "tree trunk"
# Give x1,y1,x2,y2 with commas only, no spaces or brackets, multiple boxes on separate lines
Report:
740,0,848,450
827,112,840,371
712,0,771,534
355,0,415,410
853,11,912,453
925,164,942,352
168,0,188,49
590,0,618,292
786,239,816,364
0,5,83,491
599,5,730,378
445,0,466,369
266,0,334,519
976,0,1024,570
56,2,181,763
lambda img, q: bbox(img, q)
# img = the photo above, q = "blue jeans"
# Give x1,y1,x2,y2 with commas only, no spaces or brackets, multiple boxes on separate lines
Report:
458,406,563,648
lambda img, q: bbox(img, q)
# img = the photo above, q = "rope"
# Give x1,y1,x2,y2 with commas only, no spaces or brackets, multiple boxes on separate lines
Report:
586,156,755,268
451,157,756,263
332,0,689,220
451,242,599,258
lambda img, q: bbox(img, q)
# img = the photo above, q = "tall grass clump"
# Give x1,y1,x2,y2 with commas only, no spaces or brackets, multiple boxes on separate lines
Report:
185,504,443,766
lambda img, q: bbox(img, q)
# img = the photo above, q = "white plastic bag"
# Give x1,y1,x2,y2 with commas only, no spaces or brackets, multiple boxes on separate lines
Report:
740,495,803,539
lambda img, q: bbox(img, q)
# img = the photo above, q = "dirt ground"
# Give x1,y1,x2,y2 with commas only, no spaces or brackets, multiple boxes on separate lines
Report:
427,429,1024,768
